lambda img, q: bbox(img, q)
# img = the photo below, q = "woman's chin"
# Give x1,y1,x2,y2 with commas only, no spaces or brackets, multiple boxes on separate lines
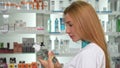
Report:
72,39,78,42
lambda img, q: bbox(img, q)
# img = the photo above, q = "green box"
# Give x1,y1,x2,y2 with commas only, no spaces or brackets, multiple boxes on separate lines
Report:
116,19,120,32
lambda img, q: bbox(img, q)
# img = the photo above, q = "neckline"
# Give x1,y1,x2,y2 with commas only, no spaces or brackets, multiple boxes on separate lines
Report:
81,40,90,48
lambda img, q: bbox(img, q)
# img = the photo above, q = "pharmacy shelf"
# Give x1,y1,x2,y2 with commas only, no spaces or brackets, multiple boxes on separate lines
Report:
0,9,64,14
97,11,120,15
0,52,35,54
109,11,120,15
0,30,47,35
0,9,50,14
0,53,36,64
106,32,120,36
48,32,66,35
0,27,48,35
3,10,120,15
97,11,112,15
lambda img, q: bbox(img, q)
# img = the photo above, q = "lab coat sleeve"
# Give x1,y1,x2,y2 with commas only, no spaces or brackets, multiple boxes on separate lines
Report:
76,46,105,68
63,43,105,68
63,44,105,68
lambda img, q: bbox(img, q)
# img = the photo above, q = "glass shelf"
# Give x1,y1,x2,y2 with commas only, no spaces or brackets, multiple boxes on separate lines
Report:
0,27,48,35
0,9,51,14
0,9,65,14
97,11,120,15
106,32,120,36
0,52,35,54
48,32,66,35
0,53,36,63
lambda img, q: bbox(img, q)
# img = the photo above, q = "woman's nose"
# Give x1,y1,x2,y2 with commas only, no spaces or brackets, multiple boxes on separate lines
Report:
66,27,70,34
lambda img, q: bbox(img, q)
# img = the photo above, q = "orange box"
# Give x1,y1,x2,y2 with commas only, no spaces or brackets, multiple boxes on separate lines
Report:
21,63,26,68
25,63,31,68
31,62,37,68
18,63,22,68
28,64,32,68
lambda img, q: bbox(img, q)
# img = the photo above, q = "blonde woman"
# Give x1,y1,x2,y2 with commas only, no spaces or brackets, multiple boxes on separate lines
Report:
39,1,110,68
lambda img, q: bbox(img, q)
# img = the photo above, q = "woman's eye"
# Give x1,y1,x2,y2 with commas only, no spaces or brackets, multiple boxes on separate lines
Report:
65,22,73,27
69,24,73,27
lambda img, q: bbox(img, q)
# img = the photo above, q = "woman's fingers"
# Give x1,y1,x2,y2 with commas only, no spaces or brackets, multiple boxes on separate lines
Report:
48,51,55,68
48,51,62,68
54,61,62,68
48,51,55,57
38,51,61,68
38,57,48,68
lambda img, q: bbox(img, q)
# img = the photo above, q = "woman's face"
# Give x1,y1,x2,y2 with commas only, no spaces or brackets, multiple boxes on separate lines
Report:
64,14,80,42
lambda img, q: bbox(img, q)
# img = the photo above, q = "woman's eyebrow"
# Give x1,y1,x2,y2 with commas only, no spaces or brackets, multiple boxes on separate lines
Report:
65,21,71,24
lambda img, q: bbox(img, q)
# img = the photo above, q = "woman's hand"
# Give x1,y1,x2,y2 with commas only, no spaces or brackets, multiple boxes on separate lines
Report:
39,57,49,68
38,51,62,68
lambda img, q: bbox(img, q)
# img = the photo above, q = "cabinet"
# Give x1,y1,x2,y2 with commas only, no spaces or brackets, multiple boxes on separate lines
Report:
87,0,120,68
2,0,119,68
0,13,43,64
0,1,50,67
0,0,79,67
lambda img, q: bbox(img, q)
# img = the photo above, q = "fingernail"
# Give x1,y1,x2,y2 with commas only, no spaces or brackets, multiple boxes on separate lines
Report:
48,50,52,53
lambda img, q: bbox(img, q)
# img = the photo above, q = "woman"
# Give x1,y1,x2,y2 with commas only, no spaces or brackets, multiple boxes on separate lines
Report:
39,1,110,68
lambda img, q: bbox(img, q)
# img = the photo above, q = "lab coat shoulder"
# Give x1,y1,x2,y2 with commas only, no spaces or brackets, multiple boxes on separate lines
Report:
63,42,105,68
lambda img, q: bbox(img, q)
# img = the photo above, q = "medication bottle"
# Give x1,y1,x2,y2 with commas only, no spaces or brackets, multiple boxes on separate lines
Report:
47,18,51,32
54,18,59,32
60,18,65,32
54,37,59,54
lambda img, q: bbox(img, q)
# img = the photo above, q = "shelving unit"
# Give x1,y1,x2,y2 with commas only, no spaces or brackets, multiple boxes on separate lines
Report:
0,9,64,14
106,32,120,36
85,0,120,68
0,27,47,34
0,0,120,68
0,53,36,64
0,1,78,68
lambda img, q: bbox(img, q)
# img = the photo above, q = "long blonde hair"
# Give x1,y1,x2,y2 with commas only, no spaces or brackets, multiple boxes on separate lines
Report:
64,1,110,68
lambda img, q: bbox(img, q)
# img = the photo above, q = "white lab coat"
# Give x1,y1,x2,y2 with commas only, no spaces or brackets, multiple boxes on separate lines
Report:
63,42,105,68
